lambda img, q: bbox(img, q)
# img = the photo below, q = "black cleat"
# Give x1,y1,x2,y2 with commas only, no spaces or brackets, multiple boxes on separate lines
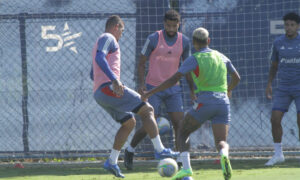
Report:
177,161,183,169
124,149,134,170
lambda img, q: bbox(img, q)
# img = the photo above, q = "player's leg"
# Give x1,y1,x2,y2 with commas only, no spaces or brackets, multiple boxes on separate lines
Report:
297,113,300,140
94,84,137,178
266,89,291,166
165,85,185,151
124,126,146,170
173,102,217,180
103,116,135,178
212,123,232,180
124,87,162,170
118,87,178,159
211,103,232,180
168,112,184,149
293,90,300,140
171,113,201,180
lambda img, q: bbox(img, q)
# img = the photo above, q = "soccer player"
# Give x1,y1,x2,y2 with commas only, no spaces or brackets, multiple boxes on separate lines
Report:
265,12,300,166
142,27,240,180
91,15,178,178
124,9,193,170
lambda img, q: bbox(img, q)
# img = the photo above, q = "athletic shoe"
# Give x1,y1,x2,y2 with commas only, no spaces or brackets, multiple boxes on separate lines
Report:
154,148,179,159
220,155,232,180
103,159,125,178
124,149,134,170
177,161,183,169
171,168,193,180
265,154,285,166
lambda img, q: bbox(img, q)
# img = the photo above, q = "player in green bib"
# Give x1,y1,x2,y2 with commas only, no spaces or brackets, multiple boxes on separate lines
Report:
142,27,240,180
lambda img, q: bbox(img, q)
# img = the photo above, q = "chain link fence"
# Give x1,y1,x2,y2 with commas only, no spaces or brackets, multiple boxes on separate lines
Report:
0,0,300,160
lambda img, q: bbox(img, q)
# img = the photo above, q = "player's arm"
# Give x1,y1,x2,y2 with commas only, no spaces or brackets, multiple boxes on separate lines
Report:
137,34,157,94
142,56,196,101
95,37,123,96
137,55,147,94
90,65,94,81
182,36,196,100
227,66,241,98
266,61,278,99
142,72,183,101
222,55,240,98
266,44,279,99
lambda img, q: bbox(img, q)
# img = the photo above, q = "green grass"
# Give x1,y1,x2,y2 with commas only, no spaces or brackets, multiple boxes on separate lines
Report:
0,159,299,180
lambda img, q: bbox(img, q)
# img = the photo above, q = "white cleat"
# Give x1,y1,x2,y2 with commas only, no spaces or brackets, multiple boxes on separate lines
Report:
265,154,285,166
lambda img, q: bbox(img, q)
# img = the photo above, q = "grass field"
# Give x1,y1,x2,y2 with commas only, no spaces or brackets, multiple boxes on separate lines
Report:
0,159,299,180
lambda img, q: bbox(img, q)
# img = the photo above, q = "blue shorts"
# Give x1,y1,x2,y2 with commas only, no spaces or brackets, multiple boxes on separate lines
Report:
146,84,183,115
272,89,300,113
187,102,230,125
94,82,145,124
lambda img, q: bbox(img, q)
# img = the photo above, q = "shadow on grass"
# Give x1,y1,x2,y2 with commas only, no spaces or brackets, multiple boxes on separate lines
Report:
0,159,298,178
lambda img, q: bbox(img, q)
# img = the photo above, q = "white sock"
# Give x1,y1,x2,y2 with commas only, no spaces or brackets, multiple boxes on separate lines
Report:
220,148,229,157
151,135,165,153
127,145,135,153
109,149,120,165
274,143,283,156
181,152,191,170
176,156,182,163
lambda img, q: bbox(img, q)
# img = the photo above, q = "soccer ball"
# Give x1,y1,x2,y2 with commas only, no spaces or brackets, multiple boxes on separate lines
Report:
156,116,171,135
181,176,194,180
157,158,178,177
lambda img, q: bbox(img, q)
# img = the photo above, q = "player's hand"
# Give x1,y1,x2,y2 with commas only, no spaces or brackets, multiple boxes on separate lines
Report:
141,91,150,102
112,79,124,97
137,85,146,95
266,83,272,99
227,90,232,98
190,92,197,101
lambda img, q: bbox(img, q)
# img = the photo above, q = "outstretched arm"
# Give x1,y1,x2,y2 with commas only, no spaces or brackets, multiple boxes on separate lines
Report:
142,72,183,101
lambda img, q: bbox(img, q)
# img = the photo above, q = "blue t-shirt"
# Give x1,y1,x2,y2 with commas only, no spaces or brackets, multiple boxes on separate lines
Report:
141,30,190,60
270,34,300,90
97,33,118,55
178,47,237,104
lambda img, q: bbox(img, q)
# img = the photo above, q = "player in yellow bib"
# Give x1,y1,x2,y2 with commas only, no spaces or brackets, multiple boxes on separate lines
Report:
142,27,240,180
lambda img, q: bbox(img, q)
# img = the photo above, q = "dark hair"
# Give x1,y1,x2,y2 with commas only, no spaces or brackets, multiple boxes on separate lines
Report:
164,9,180,22
105,15,124,30
283,12,300,24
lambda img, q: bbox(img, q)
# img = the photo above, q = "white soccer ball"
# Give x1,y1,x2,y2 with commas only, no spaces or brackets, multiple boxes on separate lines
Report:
157,158,178,177
156,116,171,135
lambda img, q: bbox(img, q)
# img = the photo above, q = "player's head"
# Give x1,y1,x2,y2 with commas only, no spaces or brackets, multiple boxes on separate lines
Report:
105,15,124,41
163,9,180,37
283,12,300,38
192,27,210,49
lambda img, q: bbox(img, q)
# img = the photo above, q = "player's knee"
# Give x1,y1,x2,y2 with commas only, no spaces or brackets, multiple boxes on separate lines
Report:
270,117,281,125
138,102,154,118
123,118,136,130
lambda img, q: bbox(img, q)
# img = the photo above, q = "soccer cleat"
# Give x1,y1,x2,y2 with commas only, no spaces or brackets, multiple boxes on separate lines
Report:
265,154,285,166
154,148,180,159
124,149,134,170
220,155,232,180
171,168,193,180
177,161,183,169
103,159,125,178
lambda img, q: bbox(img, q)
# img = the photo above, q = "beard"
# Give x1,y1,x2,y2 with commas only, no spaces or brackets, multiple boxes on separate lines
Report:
166,31,176,37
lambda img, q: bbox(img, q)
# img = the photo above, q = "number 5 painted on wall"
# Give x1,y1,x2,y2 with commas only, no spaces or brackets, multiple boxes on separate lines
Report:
41,26,63,52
